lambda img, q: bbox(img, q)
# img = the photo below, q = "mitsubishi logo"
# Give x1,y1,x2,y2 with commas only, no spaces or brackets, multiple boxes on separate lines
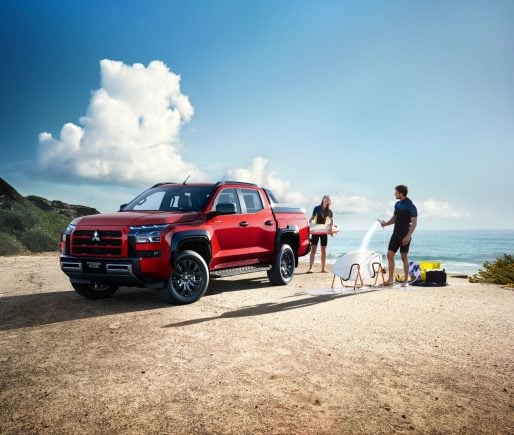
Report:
91,230,101,242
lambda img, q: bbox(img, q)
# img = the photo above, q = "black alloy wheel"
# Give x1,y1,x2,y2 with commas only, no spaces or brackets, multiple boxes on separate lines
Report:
160,250,209,304
268,244,295,285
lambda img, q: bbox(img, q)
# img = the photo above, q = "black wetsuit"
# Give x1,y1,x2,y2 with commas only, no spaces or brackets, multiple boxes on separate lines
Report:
311,205,333,247
388,198,417,253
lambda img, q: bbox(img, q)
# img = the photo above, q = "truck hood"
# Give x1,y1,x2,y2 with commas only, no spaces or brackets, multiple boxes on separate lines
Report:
74,211,201,227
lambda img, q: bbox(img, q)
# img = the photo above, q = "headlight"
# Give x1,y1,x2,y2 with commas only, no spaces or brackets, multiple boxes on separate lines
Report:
62,223,76,241
129,224,169,244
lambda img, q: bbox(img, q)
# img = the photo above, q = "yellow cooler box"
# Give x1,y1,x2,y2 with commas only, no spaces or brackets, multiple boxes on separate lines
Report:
419,261,441,281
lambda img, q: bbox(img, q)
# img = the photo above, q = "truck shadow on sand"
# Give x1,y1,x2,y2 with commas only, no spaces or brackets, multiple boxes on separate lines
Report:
0,288,166,331
0,276,290,331
207,276,272,294
162,290,369,328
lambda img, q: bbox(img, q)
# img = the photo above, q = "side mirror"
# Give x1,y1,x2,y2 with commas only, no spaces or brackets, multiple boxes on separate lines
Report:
215,203,237,215
119,204,127,212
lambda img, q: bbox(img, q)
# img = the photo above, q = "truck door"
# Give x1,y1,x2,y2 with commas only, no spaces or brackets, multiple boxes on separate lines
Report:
239,188,276,263
209,188,251,268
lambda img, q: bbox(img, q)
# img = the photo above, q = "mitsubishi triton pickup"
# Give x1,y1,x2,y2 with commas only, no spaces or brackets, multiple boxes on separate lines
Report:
59,181,311,304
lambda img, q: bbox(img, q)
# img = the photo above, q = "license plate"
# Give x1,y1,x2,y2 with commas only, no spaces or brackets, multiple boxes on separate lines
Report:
83,260,106,274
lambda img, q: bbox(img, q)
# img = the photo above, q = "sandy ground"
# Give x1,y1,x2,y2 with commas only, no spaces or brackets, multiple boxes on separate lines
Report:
0,254,513,434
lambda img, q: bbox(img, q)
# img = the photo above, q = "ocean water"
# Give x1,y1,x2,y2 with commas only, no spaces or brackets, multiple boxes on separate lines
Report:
305,229,514,275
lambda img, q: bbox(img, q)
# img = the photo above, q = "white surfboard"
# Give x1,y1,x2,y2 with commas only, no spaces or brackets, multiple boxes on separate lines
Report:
332,250,383,281
310,223,340,235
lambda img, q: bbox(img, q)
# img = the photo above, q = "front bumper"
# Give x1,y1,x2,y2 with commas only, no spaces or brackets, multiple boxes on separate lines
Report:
60,256,165,288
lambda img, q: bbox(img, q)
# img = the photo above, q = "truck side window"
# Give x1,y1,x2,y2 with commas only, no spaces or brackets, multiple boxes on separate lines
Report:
264,188,279,204
241,189,264,213
212,188,241,214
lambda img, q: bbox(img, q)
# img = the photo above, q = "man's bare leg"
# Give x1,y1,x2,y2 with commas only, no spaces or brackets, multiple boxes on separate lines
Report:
401,253,409,287
385,250,395,285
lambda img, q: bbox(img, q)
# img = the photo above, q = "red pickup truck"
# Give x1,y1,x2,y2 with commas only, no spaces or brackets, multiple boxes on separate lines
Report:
60,181,310,304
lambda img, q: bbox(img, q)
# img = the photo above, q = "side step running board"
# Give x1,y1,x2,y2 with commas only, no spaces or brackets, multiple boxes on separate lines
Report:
211,265,272,278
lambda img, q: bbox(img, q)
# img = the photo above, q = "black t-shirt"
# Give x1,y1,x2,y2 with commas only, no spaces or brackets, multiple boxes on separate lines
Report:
312,205,333,224
393,198,417,235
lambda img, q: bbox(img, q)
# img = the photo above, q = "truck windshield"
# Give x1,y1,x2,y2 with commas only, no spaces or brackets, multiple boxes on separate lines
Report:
123,186,216,212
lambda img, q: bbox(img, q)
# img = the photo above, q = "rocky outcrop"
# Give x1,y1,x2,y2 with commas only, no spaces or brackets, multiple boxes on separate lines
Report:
0,178,24,209
26,195,99,218
0,178,101,254
0,178,99,218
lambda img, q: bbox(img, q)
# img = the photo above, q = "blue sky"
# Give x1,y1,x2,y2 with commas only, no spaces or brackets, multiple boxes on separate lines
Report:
0,0,513,230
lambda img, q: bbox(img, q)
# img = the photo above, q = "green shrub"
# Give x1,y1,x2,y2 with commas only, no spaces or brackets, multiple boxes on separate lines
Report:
0,231,25,256
0,199,69,254
30,207,69,235
20,227,59,252
469,254,514,288
0,208,36,233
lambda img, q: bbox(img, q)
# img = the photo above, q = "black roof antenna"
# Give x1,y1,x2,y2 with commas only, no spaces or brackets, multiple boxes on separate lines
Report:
182,174,191,185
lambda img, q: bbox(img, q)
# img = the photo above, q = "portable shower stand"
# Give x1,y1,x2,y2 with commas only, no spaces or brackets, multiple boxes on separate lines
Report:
331,261,386,290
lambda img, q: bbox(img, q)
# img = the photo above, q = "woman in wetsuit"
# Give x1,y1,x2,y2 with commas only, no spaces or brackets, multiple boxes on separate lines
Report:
307,195,334,273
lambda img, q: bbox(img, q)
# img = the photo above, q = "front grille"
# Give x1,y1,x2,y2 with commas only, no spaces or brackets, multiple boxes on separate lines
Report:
71,229,124,257
74,230,122,238
73,239,122,247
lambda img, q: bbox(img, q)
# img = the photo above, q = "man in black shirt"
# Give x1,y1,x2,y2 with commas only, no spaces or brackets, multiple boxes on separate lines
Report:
380,185,418,287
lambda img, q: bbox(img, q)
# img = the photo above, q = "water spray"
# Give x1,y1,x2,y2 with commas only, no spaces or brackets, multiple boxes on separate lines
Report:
377,218,387,260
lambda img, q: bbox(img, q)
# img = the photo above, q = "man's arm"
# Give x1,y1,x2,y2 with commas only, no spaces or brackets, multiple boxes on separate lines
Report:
380,216,396,227
402,217,417,245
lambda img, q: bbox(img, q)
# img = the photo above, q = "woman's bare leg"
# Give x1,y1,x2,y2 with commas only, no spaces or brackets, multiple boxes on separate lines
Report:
321,246,327,272
308,244,317,272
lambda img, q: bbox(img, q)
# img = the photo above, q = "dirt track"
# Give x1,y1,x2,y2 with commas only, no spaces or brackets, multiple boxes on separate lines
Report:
1,254,513,434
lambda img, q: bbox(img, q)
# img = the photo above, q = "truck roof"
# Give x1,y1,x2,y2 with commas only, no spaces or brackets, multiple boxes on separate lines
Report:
151,181,258,188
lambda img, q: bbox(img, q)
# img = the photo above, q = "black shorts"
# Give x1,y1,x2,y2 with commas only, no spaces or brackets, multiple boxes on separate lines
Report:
388,233,411,253
311,234,328,247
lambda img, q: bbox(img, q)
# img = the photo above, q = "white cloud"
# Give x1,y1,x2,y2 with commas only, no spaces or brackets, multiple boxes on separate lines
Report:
326,193,377,214
37,59,205,186
225,157,305,205
225,157,382,213
419,199,469,218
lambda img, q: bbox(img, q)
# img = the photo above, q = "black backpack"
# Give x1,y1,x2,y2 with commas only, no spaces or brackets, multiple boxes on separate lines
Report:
425,269,447,284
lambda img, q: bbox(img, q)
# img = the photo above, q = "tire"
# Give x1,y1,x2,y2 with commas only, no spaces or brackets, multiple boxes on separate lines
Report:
268,244,295,285
71,281,119,299
160,250,210,304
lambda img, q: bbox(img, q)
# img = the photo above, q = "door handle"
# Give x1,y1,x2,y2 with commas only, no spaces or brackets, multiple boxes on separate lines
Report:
239,221,249,227
264,220,274,226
